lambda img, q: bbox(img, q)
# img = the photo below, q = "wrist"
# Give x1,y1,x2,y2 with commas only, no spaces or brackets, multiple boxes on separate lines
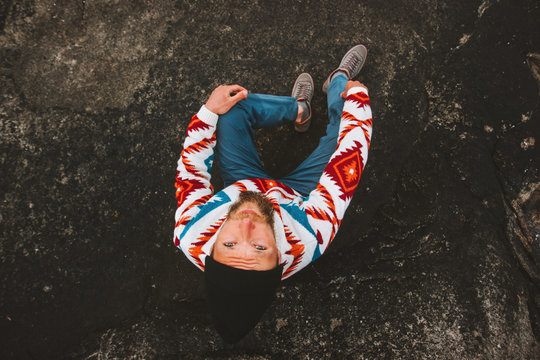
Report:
197,105,219,126
204,103,218,114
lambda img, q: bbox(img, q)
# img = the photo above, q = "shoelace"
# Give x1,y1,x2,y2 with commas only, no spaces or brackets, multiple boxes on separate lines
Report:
294,83,312,99
343,54,362,72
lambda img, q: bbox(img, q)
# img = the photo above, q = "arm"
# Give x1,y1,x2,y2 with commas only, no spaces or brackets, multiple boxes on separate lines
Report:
303,81,373,254
174,85,248,247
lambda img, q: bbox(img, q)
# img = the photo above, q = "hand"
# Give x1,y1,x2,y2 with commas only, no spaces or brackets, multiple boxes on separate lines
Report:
205,85,248,114
340,81,367,98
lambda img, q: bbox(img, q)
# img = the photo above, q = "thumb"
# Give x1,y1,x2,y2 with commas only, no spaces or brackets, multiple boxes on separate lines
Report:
340,91,346,99
231,90,248,102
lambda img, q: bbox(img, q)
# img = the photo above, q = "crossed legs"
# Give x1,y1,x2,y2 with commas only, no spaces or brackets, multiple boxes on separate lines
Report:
215,74,348,196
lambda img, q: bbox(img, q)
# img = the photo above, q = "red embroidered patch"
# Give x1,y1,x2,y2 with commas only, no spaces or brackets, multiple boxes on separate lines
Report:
326,141,364,201
332,151,361,193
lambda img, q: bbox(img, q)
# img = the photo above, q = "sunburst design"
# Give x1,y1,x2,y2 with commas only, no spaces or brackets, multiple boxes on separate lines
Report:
343,161,358,183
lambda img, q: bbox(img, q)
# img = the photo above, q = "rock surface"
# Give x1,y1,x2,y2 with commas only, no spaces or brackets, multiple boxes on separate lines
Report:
1,0,539,359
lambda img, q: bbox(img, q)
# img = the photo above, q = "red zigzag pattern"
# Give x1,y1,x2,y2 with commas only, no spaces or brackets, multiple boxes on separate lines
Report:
282,224,305,278
188,217,226,269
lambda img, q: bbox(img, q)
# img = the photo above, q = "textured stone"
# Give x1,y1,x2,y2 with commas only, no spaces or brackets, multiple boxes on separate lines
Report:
1,0,539,359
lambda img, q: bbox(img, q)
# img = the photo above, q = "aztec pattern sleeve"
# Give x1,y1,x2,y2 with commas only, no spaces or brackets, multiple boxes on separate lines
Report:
173,105,218,248
302,86,373,259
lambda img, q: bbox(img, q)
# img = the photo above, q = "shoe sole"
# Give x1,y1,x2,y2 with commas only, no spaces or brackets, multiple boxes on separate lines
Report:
322,44,368,94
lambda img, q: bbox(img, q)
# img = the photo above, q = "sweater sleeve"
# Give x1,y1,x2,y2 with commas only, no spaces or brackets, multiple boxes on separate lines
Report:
302,86,372,255
173,105,218,248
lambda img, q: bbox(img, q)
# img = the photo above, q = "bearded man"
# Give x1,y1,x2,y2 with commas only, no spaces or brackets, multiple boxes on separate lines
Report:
174,45,373,343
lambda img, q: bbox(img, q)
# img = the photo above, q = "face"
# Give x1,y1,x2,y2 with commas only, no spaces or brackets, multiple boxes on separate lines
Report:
213,192,280,271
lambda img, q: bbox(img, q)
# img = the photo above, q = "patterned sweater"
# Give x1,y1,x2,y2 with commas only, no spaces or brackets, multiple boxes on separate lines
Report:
174,86,372,279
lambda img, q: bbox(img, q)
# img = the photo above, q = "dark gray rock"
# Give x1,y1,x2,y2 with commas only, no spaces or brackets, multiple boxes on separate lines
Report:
1,0,538,359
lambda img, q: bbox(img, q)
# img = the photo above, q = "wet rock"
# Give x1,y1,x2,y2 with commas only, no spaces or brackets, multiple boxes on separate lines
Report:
1,0,539,359
6,0,177,112
528,53,540,95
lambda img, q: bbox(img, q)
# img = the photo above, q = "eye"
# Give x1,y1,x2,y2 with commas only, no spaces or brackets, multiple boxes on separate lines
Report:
224,242,235,248
255,245,266,251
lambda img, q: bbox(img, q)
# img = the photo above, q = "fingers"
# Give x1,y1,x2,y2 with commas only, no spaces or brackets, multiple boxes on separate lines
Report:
230,88,248,102
205,84,248,114
226,84,248,107
227,84,247,96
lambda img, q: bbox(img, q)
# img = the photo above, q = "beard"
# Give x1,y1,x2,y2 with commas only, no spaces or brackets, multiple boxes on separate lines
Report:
228,191,275,228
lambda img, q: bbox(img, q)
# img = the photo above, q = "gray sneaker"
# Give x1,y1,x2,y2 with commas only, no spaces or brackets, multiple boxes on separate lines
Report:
322,44,367,94
291,72,314,132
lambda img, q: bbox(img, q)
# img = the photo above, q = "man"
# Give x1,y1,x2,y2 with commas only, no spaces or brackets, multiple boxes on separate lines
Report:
174,45,373,343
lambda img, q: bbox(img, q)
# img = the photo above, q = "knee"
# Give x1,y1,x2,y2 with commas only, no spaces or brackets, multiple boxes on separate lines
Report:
217,105,246,129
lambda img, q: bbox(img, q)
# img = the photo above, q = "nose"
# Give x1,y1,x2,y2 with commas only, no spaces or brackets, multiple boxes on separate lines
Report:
239,217,254,233
236,218,254,258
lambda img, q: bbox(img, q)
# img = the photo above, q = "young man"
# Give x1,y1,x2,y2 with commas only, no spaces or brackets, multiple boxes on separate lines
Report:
174,45,373,343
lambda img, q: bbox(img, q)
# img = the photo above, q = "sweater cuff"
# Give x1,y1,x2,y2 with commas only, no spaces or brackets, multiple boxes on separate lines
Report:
196,105,219,127
347,86,369,97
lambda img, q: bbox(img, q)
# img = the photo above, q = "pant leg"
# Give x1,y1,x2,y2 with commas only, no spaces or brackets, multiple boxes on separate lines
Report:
216,93,298,187
279,74,348,196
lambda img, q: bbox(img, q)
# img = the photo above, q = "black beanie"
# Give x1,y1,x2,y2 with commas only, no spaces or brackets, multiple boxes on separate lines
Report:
204,256,283,343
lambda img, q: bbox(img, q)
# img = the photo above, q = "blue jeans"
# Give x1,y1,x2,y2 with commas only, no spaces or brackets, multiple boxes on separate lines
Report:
215,74,347,196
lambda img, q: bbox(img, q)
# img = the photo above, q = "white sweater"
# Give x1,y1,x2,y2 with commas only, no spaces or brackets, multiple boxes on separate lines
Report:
174,86,372,279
